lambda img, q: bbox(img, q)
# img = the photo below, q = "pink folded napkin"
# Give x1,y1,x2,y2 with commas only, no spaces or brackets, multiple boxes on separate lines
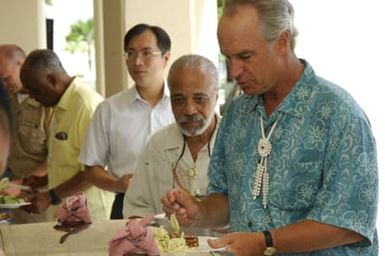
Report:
56,192,92,224
109,214,159,256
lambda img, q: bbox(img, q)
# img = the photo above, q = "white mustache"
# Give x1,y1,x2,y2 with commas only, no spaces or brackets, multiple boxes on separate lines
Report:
177,114,203,123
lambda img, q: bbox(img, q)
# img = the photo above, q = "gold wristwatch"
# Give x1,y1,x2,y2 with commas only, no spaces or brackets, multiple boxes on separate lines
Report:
263,230,276,256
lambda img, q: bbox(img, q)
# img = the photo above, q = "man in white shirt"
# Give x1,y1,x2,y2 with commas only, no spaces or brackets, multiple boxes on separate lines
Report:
79,23,174,219
123,54,219,218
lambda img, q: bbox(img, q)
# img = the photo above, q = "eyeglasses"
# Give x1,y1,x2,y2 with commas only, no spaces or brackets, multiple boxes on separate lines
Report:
123,49,163,62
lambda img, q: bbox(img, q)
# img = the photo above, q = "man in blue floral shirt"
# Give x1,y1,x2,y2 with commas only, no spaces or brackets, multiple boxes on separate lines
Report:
161,0,378,255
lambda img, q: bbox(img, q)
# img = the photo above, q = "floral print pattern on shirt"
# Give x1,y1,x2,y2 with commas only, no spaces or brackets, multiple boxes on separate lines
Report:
207,60,378,255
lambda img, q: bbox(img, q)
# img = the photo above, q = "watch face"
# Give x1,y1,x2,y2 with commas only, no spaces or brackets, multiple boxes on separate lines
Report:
264,246,277,256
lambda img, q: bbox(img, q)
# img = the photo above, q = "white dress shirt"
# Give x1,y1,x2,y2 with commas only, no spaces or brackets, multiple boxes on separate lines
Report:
79,85,174,178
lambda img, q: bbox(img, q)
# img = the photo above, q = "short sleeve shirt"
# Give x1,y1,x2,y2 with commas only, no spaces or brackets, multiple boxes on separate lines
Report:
7,95,52,178
79,85,174,178
207,60,378,255
48,78,114,220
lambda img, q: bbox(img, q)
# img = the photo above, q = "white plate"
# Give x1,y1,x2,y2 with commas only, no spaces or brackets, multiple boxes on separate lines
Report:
160,236,226,255
154,213,166,220
0,201,31,209
192,236,226,252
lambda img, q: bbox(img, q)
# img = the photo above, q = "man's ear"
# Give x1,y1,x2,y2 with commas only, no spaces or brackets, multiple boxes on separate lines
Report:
275,30,291,56
47,73,57,87
163,51,171,67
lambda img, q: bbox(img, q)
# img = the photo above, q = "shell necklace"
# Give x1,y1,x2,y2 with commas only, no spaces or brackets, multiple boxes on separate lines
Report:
252,115,280,208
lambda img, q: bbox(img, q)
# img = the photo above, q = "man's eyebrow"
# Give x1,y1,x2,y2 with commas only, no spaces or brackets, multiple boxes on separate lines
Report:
171,93,184,97
193,92,209,96
127,46,155,51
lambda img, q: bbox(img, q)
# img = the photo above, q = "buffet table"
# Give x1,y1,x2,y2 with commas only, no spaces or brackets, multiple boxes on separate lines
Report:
0,219,226,255
0,219,127,255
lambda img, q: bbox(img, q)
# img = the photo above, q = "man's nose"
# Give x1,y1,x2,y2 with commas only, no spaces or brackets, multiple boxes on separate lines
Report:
133,53,144,65
184,99,197,115
228,59,243,79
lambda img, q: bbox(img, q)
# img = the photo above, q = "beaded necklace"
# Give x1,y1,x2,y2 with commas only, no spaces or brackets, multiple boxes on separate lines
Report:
252,115,281,208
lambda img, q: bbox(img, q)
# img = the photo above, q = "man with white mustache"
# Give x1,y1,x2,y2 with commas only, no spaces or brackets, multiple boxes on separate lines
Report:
177,113,213,137
123,54,219,218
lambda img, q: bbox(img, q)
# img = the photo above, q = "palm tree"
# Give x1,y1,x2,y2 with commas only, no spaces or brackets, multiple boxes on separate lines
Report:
65,18,94,71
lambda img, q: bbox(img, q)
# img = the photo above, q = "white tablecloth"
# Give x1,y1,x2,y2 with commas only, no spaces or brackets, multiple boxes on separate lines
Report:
0,219,225,255
0,220,127,256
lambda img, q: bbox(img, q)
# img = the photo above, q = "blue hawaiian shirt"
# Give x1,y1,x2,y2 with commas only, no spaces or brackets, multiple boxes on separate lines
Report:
207,60,378,255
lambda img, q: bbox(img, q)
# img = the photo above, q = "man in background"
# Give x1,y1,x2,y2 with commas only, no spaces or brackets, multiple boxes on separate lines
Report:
20,49,114,220
0,44,52,223
123,54,219,218
0,44,51,180
0,80,11,177
79,23,174,219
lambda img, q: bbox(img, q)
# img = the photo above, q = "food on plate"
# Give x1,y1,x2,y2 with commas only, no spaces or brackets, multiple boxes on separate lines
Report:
0,178,28,206
152,226,188,253
0,177,10,191
169,213,199,248
184,235,199,248
0,212,10,221
152,214,199,252
0,194,25,204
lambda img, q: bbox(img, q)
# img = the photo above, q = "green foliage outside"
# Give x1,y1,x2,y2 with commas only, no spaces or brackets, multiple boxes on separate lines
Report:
65,18,94,72
217,0,224,18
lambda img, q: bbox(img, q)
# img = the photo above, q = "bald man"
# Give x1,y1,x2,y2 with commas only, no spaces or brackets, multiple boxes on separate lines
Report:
0,80,11,176
0,44,52,223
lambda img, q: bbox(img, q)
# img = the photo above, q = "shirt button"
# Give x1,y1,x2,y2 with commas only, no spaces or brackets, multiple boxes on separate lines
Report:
248,221,253,228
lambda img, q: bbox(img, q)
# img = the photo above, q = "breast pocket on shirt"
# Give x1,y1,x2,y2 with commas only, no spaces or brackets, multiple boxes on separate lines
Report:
269,160,323,211
50,134,72,164
18,123,47,155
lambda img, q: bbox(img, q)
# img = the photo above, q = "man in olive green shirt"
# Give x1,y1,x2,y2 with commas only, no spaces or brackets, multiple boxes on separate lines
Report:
0,44,51,179
0,44,52,223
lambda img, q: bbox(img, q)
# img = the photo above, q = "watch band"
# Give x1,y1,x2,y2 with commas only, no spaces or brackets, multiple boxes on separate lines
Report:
48,189,62,205
263,230,274,247
262,230,276,256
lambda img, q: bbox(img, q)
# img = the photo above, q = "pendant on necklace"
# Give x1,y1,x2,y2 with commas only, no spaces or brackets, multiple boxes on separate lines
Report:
258,138,272,157
188,167,197,179
252,116,280,208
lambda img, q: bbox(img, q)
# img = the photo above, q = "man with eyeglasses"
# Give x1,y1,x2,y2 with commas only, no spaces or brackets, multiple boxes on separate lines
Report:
122,54,220,219
79,23,174,219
